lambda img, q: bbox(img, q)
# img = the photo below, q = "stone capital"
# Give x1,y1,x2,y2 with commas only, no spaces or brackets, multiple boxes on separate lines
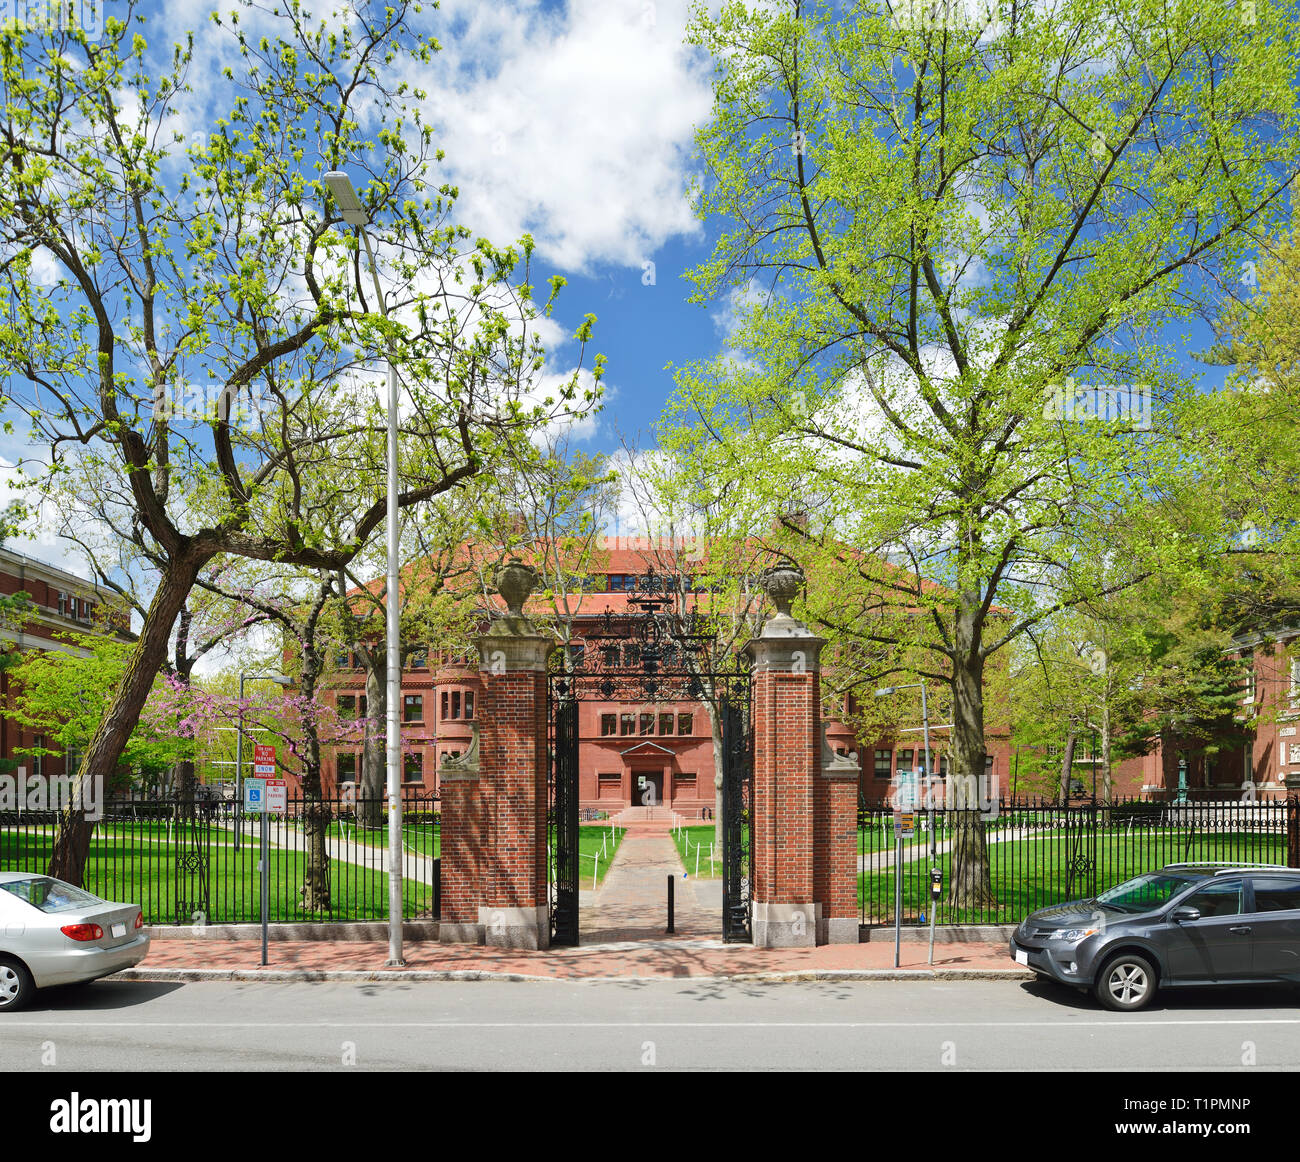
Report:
477,633,554,674
744,635,825,674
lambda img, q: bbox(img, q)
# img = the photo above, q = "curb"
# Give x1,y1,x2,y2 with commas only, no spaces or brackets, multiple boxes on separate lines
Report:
111,966,1035,985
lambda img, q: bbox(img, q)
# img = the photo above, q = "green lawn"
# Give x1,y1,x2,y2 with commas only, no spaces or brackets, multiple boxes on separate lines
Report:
325,819,440,858
0,829,435,924
859,829,1291,926
547,823,626,888
673,825,723,878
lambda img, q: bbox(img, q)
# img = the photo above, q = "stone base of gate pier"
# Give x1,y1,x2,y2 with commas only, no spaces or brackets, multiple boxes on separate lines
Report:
479,905,550,950
437,906,550,948
437,922,483,945
752,902,858,947
752,901,819,948
817,916,859,944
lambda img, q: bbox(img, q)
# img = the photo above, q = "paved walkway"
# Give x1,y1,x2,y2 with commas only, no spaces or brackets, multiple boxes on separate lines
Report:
581,826,717,943
858,822,1085,870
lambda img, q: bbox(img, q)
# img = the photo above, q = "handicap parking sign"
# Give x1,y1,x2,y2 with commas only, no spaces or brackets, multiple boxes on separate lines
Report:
244,778,268,812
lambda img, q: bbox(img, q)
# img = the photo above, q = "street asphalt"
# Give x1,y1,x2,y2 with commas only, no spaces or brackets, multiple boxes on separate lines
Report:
3,977,1300,1071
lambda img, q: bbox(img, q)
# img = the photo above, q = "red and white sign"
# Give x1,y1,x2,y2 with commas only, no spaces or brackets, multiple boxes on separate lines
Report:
253,744,276,777
266,779,287,812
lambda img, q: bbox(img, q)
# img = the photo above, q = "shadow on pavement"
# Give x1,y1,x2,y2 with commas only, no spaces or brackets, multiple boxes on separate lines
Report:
1018,976,1300,1013
22,979,185,1013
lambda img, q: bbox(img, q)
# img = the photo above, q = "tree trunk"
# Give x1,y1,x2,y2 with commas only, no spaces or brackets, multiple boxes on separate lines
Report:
300,797,332,911
297,622,332,912
1057,730,1078,805
48,553,208,884
297,723,331,912
173,759,197,810
1101,699,1112,807
949,608,996,910
359,658,385,827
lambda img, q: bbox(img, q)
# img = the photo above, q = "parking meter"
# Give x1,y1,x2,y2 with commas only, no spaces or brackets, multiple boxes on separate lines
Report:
930,867,943,897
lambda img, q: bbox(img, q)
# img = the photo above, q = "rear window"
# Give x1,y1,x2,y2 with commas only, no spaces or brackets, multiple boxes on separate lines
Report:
0,877,102,913
1251,877,1300,913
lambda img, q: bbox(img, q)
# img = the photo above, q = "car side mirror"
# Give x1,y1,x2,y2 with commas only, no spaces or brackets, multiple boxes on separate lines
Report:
1171,906,1201,923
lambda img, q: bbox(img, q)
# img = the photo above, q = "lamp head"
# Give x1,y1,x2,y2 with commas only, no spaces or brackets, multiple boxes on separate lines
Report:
324,171,370,227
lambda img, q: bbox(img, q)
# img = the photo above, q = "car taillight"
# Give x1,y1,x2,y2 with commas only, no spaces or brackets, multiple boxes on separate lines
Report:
135,912,144,930
60,924,103,942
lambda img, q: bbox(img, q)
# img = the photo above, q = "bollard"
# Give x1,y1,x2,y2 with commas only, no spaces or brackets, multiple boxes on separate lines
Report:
667,874,675,934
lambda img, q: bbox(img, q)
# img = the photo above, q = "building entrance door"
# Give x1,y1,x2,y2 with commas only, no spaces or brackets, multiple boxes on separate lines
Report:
632,770,664,808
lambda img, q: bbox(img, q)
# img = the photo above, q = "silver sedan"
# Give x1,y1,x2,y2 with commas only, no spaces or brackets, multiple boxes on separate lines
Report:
0,870,150,1010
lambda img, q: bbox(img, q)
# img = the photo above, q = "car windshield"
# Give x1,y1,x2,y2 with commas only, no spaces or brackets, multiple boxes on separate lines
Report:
0,876,102,913
1095,872,1201,913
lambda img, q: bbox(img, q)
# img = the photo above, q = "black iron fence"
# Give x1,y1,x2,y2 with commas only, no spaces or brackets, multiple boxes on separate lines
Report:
0,792,440,925
859,796,1300,928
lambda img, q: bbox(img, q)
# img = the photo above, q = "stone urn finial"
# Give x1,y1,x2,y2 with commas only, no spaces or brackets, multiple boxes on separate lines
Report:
758,561,804,618
496,558,536,617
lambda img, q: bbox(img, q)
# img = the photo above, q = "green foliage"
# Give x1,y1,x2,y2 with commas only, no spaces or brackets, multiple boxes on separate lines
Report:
6,628,188,790
0,0,602,845
664,0,1300,778
1182,212,1300,633
0,583,29,776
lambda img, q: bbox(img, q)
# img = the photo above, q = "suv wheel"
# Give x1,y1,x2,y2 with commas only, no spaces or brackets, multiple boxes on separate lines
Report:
1095,952,1157,1012
0,957,34,1012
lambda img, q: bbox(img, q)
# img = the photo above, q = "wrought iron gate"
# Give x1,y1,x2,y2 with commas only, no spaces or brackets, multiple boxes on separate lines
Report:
1063,801,1098,901
720,699,753,942
550,697,581,945
546,571,754,947
174,808,212,925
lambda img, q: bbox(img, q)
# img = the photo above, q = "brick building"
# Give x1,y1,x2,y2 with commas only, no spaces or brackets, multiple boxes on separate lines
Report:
0,546,127,782
1087,630,1300,802
318,536,1013,813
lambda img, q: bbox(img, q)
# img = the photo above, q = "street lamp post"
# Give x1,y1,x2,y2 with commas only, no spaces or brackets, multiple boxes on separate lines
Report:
324,171,405,967
234,671,292,853
876,681,934,966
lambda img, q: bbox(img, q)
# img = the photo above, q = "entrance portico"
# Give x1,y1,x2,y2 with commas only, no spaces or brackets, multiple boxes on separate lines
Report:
437,559,860,950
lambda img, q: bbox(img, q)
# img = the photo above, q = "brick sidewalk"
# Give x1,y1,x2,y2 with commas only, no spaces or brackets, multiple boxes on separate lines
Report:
123,934,1027,982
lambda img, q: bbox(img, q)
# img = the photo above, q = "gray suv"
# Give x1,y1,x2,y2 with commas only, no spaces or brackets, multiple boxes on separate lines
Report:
1010,864,1300,1011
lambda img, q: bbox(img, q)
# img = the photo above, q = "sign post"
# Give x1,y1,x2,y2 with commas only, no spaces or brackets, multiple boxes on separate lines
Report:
250,745,278,966
892,774,917,969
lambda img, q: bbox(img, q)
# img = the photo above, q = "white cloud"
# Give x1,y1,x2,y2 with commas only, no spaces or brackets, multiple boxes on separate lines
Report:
0,453,104,579
419,0,714,272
